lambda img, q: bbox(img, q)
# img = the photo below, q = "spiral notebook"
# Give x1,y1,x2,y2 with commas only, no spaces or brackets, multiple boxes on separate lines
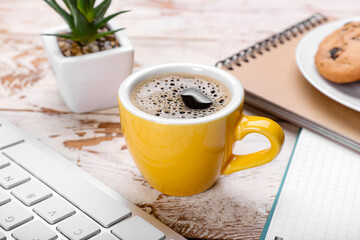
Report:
216,13,360,152
261,129,360,239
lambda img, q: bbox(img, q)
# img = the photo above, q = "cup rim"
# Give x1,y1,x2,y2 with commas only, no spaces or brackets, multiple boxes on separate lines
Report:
118,63,244,125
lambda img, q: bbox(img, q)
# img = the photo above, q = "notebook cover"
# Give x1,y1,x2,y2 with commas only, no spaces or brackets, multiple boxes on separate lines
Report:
217,14,360,151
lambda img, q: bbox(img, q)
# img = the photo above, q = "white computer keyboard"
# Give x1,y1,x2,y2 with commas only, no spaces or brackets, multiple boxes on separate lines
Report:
0,116,186,240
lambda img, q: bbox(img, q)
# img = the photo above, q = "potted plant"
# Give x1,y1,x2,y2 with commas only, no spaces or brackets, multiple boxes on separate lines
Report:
42,0,133,113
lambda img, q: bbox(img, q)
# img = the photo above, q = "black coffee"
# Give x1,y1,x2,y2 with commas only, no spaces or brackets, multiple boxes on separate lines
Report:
130,73,231,119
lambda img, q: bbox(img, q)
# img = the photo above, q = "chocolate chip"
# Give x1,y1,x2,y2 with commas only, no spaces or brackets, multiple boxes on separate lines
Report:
181,88,212,109
330,47,341,60
352,35,360,41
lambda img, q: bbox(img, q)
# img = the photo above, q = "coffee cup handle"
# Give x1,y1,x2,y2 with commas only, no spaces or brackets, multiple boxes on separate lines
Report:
222,115,285,175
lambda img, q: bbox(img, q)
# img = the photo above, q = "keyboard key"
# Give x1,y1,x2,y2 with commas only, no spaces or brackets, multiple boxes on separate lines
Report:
11,180,52,206
57,214,100,240
0,164,30,189
5,143,132,227
0,231,5,240
33,196,75,224
12,220,57,240
91,233,118,240
112,216,166,240
0,154,10,169
0,201,33,230
0,189,10,206
0,126,23,150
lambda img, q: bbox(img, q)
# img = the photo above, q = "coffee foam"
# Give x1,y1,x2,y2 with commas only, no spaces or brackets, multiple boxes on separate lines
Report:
130,73,231,119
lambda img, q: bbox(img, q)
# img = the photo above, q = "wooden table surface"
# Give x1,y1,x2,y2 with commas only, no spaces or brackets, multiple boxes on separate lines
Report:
0,1,358,239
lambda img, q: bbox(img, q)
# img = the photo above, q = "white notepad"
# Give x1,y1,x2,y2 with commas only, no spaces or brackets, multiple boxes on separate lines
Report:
261,129,360,240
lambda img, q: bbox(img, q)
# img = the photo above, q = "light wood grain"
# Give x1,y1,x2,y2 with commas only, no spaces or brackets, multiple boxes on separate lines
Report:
0,0,358,239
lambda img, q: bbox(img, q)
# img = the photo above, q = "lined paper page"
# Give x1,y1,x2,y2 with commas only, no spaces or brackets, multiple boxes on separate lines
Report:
265,129,360,240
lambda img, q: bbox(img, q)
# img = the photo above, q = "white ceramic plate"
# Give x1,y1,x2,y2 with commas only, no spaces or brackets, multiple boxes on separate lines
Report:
296,18,360,112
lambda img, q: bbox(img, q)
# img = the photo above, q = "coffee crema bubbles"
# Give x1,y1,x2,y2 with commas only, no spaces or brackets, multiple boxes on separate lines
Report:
130,73,231,119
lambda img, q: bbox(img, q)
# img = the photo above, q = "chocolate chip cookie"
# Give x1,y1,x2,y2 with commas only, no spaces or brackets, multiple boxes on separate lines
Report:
315,22,360,83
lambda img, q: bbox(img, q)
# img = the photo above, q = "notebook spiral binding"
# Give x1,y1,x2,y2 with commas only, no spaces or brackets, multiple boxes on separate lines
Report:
215,13,328,70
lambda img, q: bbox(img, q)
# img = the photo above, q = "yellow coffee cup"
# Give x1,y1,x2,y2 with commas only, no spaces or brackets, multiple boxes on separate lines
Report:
118,63,284,196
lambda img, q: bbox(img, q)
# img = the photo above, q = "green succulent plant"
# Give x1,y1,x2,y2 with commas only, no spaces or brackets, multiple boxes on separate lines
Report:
43,0,129,43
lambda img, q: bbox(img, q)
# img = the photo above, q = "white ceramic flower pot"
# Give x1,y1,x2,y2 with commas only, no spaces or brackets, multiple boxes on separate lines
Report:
42,21,134,113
